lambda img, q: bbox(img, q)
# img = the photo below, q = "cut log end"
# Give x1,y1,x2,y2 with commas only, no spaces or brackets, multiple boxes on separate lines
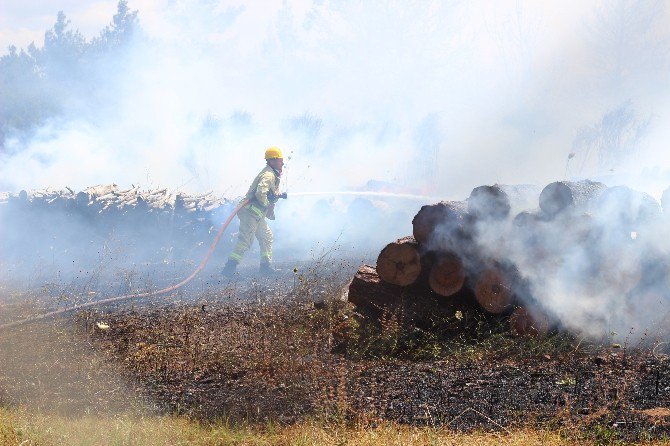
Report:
539,180,606,217
509,307,551,337
467,185,511,221
376,237,421,286
539,182,573,216
411,201,468,245
428,254,466,297
474,268,514,313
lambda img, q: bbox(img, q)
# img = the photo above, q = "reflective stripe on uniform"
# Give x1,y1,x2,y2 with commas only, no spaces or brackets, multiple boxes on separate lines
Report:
229,252,243,262
247,204,266,218
260,251,272,259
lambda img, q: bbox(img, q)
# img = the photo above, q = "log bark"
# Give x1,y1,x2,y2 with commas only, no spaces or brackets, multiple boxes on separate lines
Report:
428,253,466,297
539,180,606,217
474,264,516,314
348,264,402,313
347,264,479,331
376,236,422,286
412,200,469,248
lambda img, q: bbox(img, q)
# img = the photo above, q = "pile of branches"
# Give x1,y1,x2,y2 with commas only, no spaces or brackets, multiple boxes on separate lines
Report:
349,180,670,338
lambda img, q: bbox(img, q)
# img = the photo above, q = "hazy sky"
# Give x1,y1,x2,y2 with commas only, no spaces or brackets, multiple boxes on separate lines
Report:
2,1,670,198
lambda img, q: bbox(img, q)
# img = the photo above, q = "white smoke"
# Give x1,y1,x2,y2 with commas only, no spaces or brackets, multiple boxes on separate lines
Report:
3,0,670,197
3,1,670,339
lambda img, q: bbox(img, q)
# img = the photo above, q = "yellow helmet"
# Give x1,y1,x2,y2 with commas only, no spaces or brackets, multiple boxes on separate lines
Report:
264,147,283,159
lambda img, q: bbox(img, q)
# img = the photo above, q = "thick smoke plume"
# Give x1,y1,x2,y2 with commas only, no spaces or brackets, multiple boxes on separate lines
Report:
459,181,670,342
2,1,670,341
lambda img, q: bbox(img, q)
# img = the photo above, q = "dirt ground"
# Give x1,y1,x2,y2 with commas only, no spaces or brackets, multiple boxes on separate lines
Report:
1,262,670,443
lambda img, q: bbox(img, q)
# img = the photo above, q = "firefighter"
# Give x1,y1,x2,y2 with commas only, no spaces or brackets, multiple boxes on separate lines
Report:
222,147,286,276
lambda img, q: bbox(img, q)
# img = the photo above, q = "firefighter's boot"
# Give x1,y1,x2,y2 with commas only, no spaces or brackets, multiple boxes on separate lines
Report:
259,260,280,276
221,259,238,276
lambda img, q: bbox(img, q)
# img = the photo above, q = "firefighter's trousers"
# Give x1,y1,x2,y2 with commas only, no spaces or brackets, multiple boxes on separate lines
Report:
229,206,273,263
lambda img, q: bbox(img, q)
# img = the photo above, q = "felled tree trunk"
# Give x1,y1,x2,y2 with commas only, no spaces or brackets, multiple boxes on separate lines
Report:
468,184,541,221
428,253,466,297
411,200,469,251
474,264,517,314
538,180,606,217
511,209,545,252
348,264,403,314
376,236,422,286
347,264,480,332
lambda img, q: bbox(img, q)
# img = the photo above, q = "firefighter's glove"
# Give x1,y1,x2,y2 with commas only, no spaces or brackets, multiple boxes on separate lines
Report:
267,191,288,203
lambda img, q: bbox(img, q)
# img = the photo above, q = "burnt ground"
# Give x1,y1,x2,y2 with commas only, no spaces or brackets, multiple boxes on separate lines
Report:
1,261,670,443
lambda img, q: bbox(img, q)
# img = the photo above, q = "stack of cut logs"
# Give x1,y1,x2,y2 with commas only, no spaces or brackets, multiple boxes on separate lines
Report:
0,184,226,212
0,184,235,267
348,180,668,337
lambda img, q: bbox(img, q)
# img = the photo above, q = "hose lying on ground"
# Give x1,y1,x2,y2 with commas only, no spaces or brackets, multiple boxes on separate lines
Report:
0,199,250,331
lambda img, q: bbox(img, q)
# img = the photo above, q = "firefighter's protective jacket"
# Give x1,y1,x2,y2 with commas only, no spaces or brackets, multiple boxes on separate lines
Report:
228,165,281,264
244,165,281,219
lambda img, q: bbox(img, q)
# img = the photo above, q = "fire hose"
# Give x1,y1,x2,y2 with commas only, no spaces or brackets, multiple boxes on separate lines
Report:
0,198,252,331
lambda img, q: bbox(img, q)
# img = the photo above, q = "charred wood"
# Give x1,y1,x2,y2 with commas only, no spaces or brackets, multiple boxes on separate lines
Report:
347,264,478,331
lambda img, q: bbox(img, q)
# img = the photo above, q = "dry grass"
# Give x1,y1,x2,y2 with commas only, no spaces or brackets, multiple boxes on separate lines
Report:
2,266,670,445
1,406,651,446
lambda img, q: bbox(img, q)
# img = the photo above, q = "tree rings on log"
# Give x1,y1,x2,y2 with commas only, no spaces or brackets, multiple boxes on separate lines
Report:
428,253,466,297
474,266,515,313
376,236,421,286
